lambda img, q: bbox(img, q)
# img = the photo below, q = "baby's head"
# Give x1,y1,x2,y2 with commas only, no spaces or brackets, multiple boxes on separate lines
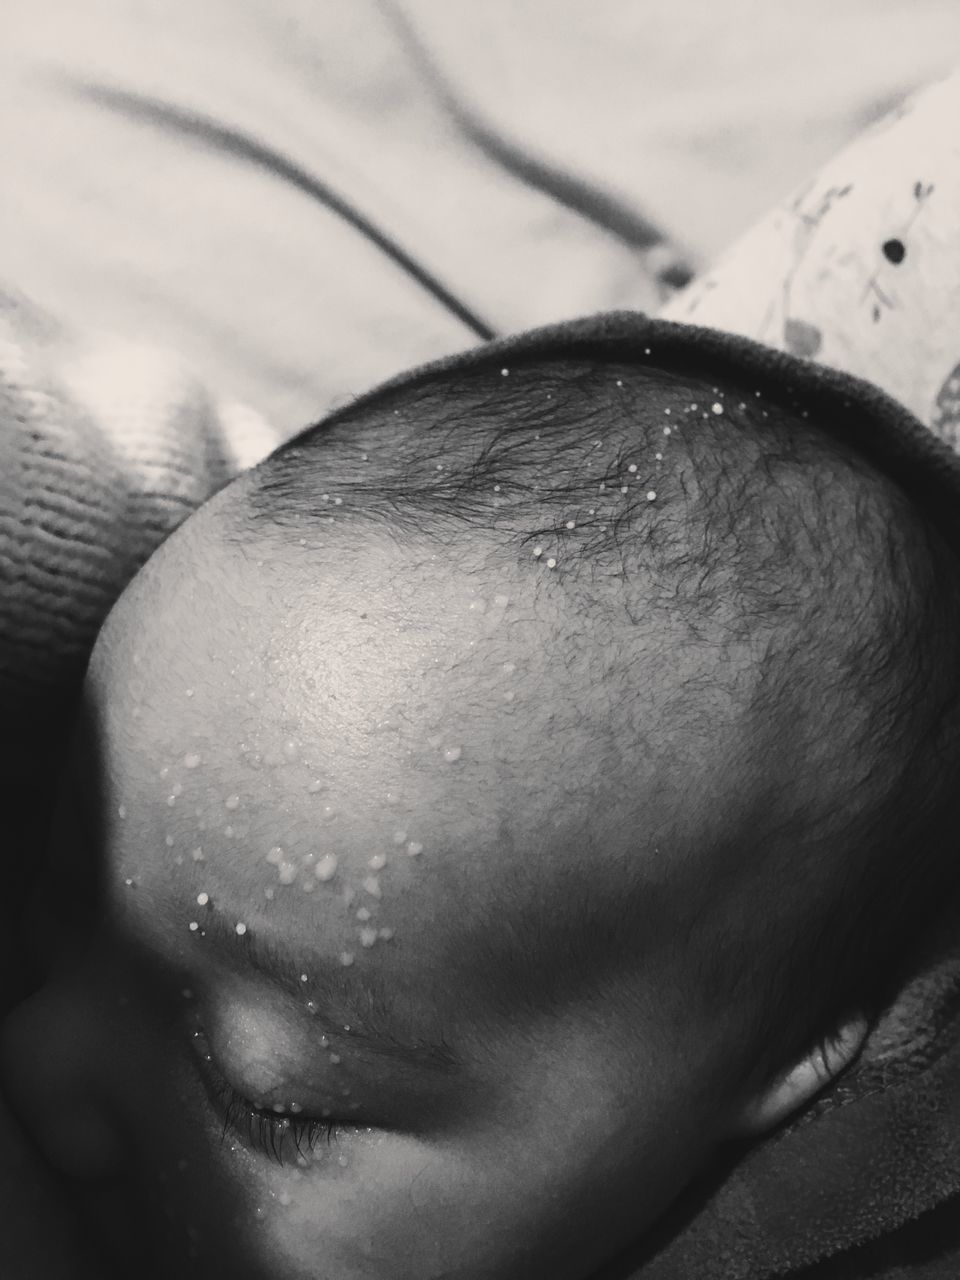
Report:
5,337,960,1279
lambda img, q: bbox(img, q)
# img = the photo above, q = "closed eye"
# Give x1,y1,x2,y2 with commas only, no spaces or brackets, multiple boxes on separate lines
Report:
213,1075,343,1165
191,1026,359,1167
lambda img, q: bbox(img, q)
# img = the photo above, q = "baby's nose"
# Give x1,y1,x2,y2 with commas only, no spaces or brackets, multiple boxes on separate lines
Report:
0,981,128,1181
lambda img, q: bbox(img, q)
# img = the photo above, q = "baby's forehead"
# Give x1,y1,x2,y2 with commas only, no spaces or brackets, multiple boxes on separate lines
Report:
96,495,643,802
87,511,712,1030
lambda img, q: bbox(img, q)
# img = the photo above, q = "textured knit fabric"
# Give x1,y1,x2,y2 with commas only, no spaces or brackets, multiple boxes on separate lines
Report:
0,288,281,782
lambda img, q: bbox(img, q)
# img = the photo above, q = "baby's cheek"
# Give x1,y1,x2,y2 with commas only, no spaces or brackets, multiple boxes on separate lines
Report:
224,1136,484,1280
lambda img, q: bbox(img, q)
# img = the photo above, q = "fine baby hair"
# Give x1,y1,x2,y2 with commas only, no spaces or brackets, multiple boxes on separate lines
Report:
236,315,960,1101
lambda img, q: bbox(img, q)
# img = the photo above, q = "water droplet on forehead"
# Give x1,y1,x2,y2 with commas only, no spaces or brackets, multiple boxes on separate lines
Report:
164,834,175,848
655,452,663,461
378,927,394,941
277,861,297,885
647,491,658,502
356,906,371,922
189,921,199,932
282,740,299,760
184,753,201,769
368,853,386,870
371,715,400,733
264,887,275,900
711,402,724,415
340,952,355,967
224,794,240,810
117,804,126,820
235,922,247,936
192,847,204,861
307,779,325,794
532,546,543,558
443,745,462,763
503,690,516,703
314,853,338,881
197,892,209,906
468,598,487,614
406,841,423,857
362,875,382,898
392,829,408,846
321,804,338,822
359,926,378,948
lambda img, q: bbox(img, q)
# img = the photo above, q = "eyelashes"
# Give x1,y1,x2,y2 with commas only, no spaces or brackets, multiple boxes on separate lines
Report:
213,1078,343,1166
191,1027,345,1167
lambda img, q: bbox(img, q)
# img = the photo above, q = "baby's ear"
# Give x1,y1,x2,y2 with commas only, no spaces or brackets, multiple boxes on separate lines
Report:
732,1013,869,1138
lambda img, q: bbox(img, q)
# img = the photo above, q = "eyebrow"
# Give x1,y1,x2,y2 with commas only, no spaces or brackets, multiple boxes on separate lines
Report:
194,911,462,1075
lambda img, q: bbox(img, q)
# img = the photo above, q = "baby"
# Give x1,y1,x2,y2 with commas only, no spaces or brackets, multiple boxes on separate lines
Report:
4,318,960,1280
